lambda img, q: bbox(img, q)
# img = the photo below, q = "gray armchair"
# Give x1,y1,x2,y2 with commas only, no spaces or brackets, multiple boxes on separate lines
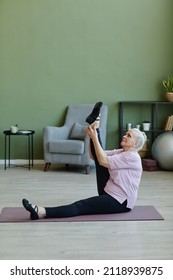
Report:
43,104,108,174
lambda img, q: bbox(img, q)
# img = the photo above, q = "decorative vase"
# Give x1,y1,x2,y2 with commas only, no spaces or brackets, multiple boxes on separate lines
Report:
165,92,173,102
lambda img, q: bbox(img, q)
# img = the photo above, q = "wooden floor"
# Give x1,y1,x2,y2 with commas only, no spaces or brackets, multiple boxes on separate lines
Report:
0,164,173,260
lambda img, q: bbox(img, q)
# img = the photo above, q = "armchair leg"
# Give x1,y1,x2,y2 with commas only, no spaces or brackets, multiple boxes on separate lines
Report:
44,163,51,172
85,165,90,174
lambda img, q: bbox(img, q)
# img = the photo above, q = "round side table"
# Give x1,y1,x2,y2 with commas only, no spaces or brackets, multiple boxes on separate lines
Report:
3,130,35,170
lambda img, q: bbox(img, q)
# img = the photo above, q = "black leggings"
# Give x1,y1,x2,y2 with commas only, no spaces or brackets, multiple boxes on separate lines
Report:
45,129,131,218
45,196,130,218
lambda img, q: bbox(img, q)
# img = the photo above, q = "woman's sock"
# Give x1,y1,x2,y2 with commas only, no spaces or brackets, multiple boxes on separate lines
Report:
90,115,100,129
31,204,46,218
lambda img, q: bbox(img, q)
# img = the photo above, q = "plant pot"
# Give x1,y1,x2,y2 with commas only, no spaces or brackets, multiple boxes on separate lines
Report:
142,122,150,131
165,92,173,102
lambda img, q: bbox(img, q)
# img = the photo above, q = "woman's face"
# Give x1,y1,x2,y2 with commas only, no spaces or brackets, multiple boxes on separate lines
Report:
120,130,137,151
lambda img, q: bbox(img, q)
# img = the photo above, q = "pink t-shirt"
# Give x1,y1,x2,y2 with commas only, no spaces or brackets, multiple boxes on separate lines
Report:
104,149,142,209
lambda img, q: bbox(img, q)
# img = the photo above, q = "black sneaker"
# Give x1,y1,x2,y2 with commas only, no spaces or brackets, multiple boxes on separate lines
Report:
86,102,103,124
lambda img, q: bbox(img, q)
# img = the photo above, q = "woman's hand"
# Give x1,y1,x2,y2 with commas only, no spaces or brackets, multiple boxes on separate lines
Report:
86,125,98,140
86,125,110,168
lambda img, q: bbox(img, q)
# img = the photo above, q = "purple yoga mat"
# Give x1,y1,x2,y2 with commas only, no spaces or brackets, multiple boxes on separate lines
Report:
0,206,164,223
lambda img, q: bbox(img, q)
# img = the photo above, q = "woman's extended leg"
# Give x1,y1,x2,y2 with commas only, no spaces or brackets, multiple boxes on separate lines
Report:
90,128,110,195
23,195,130,220
85,101,109,194
45,196,130,218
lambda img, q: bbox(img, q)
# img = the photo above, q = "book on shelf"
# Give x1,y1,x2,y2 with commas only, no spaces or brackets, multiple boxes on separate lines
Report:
164,115,173,131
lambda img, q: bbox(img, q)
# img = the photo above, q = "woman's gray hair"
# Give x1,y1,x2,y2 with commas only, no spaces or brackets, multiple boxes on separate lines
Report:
131,128,147,151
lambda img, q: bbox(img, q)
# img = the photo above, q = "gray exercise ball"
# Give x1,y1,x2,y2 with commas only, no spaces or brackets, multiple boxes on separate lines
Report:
152,131,173,170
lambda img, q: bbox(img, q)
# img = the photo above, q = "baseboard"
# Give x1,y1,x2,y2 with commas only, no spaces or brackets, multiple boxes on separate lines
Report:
0,159,44,165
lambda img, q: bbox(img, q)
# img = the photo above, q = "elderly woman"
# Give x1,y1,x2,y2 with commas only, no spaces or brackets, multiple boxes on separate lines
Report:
22,102,146,220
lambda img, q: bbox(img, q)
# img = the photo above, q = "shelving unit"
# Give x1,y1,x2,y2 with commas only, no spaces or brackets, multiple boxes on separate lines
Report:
119,101,173,153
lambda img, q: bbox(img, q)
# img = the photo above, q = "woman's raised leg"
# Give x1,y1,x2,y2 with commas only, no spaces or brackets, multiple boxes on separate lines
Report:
90,128,109,195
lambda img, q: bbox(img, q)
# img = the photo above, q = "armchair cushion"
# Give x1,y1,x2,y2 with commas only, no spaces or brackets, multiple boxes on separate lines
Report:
49,140,84,155
69,122,87,140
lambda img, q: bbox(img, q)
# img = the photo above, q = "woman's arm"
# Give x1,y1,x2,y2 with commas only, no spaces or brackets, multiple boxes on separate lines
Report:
88,142,93,160
86,125,110,168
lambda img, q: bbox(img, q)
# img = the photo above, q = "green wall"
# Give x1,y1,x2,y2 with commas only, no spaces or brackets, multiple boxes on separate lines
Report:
0,0,173,159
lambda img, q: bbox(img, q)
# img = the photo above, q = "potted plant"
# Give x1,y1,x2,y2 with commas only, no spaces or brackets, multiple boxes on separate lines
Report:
162,75,173,101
